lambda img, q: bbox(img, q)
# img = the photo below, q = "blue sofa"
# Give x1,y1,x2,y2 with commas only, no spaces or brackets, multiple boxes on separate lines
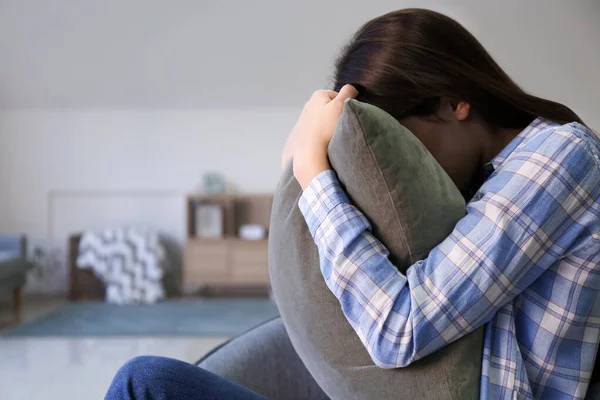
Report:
0,235,33,321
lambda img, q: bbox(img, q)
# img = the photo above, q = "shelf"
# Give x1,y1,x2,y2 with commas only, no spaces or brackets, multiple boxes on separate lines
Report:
188,237,268,244
187,192,273,199
184,192,273,292
186,193,273,240
229,238,269,244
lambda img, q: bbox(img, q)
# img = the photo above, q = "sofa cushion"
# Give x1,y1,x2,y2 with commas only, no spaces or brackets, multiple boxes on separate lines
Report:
0,258,33,291
269,99,484,400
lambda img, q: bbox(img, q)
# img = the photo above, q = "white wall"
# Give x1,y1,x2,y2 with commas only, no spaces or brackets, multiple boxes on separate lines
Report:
0,108,296,292
1,0,599,111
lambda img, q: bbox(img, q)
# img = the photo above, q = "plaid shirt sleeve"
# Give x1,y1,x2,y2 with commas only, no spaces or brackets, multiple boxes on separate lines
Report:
298,139,600,369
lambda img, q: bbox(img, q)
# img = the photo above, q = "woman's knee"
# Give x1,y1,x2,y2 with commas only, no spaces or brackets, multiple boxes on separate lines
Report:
118,355,163,379
107,356,269,400
107,356,183,399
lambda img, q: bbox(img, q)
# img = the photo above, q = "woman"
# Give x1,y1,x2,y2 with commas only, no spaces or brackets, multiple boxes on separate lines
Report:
106,9,600,400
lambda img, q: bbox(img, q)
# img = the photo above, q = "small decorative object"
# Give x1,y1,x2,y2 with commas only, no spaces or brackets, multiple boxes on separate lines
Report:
196,204,224,238
239,224,267,240
30,243,62,280
203,172,226,194
24,239,64,293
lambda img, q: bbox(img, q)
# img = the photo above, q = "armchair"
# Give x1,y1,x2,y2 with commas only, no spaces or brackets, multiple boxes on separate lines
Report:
0,235,33,321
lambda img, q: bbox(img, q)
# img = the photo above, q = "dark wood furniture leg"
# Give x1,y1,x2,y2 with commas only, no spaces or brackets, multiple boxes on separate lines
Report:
13,286,21,322
69,234,106,301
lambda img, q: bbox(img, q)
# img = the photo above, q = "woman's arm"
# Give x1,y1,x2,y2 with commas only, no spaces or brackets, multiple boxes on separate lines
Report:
298,135,600,368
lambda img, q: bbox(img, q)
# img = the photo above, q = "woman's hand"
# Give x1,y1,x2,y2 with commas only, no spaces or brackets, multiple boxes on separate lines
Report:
281,84,358,189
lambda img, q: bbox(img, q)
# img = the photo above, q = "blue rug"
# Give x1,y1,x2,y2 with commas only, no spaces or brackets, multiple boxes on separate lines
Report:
1,299,280,337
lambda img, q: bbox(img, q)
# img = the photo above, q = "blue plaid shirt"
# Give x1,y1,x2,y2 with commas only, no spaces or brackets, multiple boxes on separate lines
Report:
299,118,600,399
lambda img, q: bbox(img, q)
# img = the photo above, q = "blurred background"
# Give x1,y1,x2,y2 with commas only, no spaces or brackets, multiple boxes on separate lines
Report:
0,0,598,398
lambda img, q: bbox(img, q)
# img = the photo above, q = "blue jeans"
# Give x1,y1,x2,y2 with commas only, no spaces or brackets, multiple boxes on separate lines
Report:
105,356,269,400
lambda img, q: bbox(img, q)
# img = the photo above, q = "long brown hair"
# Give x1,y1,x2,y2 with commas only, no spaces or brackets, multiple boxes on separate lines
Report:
333,9,583,128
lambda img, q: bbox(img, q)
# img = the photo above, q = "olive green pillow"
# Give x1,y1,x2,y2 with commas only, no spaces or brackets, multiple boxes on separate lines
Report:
269,99,484,400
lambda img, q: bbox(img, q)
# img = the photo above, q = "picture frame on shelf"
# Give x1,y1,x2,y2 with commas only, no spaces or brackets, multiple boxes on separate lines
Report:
194,203,224,238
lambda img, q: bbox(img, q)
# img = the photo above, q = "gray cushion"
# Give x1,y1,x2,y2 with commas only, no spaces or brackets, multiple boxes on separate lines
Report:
269,99,484,400
0,258,33,278
198,317,329,400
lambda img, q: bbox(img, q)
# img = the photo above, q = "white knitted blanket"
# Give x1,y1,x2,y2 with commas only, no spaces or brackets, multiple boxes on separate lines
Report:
77,228,166,304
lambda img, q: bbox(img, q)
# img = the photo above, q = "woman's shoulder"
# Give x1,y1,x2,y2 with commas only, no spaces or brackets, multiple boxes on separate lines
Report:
517,119,600,172
492,119,600,207
559,121,600,159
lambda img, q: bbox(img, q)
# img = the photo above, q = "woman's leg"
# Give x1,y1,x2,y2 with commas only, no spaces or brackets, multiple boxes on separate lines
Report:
105,356,269,400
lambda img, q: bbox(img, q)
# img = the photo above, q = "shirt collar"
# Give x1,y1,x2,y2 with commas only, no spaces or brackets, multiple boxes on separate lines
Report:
488,117,558,172
464,117,559,201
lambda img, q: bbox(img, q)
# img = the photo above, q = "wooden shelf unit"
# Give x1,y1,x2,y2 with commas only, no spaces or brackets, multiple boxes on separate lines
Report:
183,193,273,296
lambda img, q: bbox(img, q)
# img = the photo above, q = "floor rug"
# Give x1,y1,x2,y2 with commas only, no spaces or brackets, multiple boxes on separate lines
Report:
2,299,279,337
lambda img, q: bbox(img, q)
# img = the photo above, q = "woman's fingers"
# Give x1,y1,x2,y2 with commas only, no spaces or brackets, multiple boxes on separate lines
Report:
309,86,357,106
323,90,339,100
311,90,338,103
334,84,359,104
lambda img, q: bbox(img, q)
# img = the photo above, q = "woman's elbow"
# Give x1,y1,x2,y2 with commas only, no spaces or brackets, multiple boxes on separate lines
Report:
369,342,415,369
